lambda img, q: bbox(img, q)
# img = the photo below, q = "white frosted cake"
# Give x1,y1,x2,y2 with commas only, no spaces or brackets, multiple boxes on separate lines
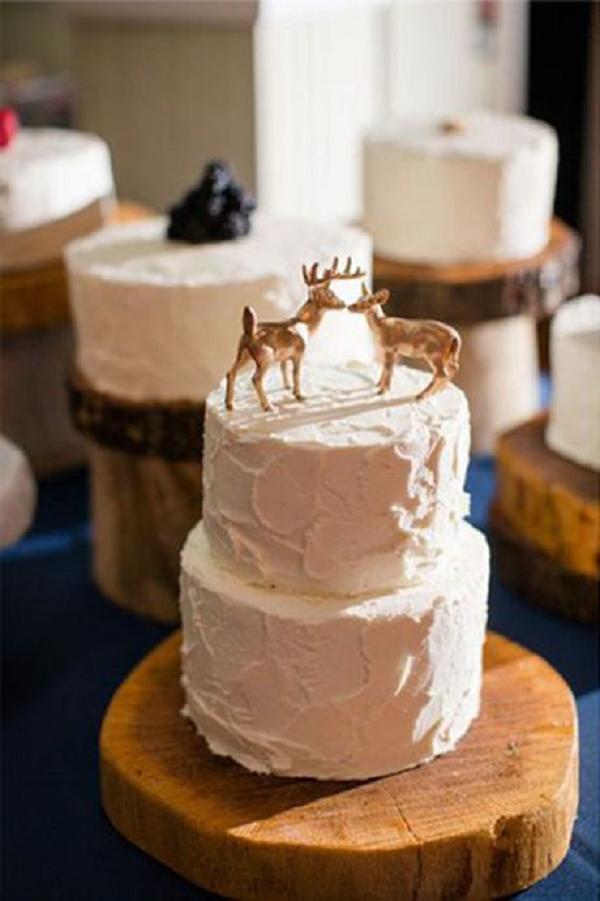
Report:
66,215,374,402
180,363,489,780
363,111,558,264
546,295,600,471
0,127,114,270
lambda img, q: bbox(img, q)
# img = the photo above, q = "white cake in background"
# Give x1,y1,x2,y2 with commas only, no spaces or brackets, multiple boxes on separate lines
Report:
180,520,488,781
203,363,470,596
363,111,558,264
66,215,374,402
0,128,114,269
546,295,600,471
180,362,489,780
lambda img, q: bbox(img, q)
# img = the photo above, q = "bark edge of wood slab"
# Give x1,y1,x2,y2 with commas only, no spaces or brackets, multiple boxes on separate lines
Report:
373,219,580,324
490,505,599,626
69,369,205,461
100,630,578,901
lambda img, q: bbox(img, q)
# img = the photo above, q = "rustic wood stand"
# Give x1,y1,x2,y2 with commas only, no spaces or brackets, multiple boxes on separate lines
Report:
0,202,153,476
101,630,578,901
373,219,580,453
492,413,599,625
90,445,202,623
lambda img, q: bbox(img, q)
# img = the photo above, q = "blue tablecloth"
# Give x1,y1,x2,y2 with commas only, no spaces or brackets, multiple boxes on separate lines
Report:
2,460,599,900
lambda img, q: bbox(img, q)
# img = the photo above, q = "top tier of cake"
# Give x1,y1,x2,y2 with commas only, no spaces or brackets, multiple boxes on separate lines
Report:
0,128,114,269
66,215,374,403
203,362,470,597
546,295,600,472
363,111,558,265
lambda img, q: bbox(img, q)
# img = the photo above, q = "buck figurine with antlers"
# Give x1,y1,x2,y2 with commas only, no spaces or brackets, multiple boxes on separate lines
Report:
225,257,365,412
348,284,461,400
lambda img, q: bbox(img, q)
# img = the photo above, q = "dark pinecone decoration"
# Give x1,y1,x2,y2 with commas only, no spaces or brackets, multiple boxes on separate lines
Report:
166,160,255,243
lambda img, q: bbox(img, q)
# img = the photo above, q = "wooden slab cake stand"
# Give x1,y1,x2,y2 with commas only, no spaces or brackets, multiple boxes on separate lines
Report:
491,412,599,625
101,631,578,900
0,201,153,476
373,219,580,454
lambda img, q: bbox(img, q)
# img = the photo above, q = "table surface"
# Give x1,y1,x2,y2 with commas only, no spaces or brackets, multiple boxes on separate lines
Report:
2,456,599,901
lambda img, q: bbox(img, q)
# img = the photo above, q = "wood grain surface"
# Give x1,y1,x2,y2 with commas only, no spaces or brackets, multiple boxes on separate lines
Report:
373,219,580,324
494,413,600,580
90,445,202,623
101,630,578,900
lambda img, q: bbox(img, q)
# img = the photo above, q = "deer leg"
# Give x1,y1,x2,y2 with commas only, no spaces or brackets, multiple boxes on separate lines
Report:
417,357,446,400
251,359,274,413
377,352,395,395
292,356,305,402
280,360,291,390
225,346,250,410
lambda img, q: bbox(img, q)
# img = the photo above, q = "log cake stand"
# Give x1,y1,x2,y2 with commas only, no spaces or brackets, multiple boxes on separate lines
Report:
373,219,580,453
491,413,599,625
101,630,578,901
0,201,152,476
69,372,204,624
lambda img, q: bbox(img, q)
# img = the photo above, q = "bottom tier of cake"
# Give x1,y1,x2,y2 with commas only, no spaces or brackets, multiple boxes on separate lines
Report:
180,522,489,780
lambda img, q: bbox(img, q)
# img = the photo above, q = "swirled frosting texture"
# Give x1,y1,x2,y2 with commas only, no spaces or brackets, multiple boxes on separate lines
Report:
203,363,470,597
180,521,488,780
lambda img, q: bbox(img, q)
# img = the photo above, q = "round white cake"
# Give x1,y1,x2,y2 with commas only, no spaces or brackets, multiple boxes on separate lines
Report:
181,520,488,781
66,215,374,403
0,127,114,269
546,295,600,471
180,362,488,780
363,111,558,264
204,363,470,596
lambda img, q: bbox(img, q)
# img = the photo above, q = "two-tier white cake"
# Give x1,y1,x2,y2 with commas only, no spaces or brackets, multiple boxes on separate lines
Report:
180,363,489,780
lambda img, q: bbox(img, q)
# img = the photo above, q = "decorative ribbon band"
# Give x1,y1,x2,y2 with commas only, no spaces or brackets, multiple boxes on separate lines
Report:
68,369,205,461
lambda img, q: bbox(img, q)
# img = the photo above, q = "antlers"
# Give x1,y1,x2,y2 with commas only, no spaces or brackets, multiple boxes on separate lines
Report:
302,256,365,289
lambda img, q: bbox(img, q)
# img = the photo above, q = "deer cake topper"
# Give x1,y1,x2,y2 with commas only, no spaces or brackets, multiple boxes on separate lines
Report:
348,284,461,399
225,256,365,412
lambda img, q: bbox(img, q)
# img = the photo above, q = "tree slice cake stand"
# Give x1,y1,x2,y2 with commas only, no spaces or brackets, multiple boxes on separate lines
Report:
492,412,599,625
100,630,578,900
0,201,154,476
373,219,580,454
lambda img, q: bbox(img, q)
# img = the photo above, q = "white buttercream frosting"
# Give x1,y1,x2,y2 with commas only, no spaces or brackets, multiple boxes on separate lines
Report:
66,215,374,402
203,362,470,597
547,295,600,471
180,520,489,780
0,128,114,232
363,110,558,264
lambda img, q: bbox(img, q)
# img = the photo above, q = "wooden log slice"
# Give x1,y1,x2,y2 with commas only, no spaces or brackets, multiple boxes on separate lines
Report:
373,219,580,324
100,630,578,901
494,413,599,582
490,505,598,625
0,201,153,334
90,444,202,623
69,370,205,461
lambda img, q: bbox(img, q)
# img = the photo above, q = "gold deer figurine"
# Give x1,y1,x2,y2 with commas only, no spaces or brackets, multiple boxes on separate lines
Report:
225,257,366,412
348,284,461,399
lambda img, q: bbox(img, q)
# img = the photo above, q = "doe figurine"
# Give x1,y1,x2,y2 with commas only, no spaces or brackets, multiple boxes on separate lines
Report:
349,284,461,399
226,257,365,412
